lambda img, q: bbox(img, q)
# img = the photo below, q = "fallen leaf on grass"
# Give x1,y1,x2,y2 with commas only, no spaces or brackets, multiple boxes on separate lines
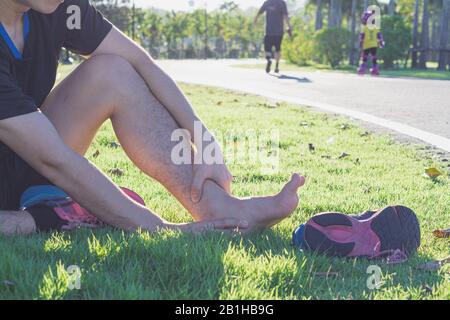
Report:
418,256,450,272
354,158,361,165
422,285,434,295
424,167,443,179
340,124,350,130
363,186,373,194
92,150,100,159
321,155,331,159
360,131,370,137
217,101,223,106
308,143,315,152
259,102,278,109
338,152,350,159
433,228,450,238
300,121,310,128
109,141,121,149
108,168,124,177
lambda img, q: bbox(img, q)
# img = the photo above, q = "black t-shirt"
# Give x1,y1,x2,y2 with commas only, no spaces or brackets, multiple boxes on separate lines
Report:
0,0,112,159
259,0,288,36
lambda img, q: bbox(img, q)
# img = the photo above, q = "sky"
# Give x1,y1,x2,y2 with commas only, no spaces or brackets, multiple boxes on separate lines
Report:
134,0,295,11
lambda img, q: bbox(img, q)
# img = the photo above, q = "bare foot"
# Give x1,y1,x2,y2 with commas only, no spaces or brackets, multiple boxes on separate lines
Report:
198,173,306,231
239,173,305,230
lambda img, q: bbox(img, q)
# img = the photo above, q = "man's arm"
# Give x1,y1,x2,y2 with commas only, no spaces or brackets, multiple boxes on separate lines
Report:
282,2,292,37
0,112,164,231
284,14,292,37
254,2,266,24
0,112,247,233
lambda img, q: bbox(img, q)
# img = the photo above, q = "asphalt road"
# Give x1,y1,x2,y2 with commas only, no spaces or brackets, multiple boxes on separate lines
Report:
158,59,450,151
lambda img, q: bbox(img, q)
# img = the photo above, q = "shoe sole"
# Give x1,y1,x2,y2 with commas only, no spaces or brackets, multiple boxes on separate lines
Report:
302,206,421,257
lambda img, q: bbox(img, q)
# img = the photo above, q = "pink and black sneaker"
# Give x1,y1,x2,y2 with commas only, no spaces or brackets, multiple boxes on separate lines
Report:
293,206,421,263
21,186,146,232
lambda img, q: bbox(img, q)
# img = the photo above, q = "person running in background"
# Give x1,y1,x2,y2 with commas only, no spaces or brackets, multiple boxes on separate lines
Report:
254,0,292,74
358,9,385,76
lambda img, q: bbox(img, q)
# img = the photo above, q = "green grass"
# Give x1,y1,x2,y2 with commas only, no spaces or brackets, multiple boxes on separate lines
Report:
237,61,450,80
1,69,449,299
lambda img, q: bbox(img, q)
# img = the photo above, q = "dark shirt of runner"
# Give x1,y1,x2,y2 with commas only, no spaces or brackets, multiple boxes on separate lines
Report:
258,0,288,36
0,0,112,159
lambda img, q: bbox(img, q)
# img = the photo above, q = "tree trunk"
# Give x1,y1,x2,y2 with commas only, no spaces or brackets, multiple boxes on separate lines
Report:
438,0,450,70
363,0,369,11
349,0,358,65
328,0,342,28
432,15,439,61
419,0,430,69
337,0,342,28
411,0,420,68
315,0,323,31
388,0,396,16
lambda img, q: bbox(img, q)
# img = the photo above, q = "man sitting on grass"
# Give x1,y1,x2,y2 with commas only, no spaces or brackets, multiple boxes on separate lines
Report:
0,0,305,235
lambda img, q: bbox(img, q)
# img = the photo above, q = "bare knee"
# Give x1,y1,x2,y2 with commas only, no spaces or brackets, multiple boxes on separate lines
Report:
86,55,144,90
0,211,36,236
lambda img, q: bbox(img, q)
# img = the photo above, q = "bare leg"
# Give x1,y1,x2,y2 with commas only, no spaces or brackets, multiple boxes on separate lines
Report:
0,211,36,235
41,55,304,230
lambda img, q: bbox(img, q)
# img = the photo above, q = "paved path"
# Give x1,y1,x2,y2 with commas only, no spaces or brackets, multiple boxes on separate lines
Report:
159,59,450,151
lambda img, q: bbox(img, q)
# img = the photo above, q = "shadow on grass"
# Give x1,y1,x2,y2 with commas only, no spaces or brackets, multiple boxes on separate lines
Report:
0,228,445,300
235,231,444,300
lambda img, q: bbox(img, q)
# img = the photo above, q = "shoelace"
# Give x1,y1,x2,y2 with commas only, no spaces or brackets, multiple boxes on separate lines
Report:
371,241,409,264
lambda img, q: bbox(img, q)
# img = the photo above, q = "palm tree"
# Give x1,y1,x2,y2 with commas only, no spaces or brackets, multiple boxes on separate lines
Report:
419,0,430,69
438,0,450,70
411,0,420,68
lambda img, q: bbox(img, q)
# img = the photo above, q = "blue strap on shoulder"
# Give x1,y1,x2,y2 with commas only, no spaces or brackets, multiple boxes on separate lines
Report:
0,12,29,60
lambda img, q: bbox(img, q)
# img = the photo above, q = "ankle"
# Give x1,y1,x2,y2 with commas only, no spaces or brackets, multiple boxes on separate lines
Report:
190,181,238,221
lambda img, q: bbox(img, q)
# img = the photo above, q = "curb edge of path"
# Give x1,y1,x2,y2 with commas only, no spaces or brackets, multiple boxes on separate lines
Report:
178,78,450,153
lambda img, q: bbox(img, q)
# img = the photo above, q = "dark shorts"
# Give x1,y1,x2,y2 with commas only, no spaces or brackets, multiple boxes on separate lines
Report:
0,153,51,211
264,35,284,53
363,47,377,56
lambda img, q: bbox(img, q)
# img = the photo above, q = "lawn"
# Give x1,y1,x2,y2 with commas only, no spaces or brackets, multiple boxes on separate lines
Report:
236,61,450,80
0,66,449,300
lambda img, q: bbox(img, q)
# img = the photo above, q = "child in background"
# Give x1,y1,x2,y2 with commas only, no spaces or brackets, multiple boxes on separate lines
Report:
358,9,385,76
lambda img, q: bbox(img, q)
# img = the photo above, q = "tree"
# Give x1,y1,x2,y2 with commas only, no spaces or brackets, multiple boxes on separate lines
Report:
92,0,133,33
315,0,323,30
419,0,430,69
315,27,352,68
328,0,342,29
411,0,420,68
438,0,450,70
363,0,369,11
379,15,411,68
349,0,358,65
388,0,397,15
